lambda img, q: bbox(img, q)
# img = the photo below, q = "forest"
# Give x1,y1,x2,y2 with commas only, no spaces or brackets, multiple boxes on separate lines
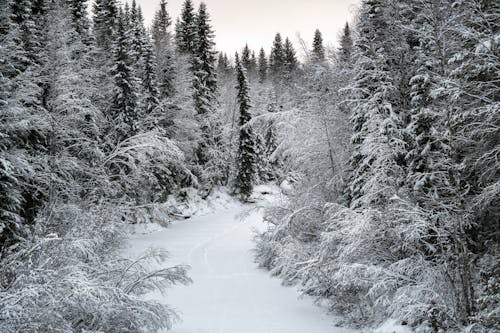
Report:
0,0,498,332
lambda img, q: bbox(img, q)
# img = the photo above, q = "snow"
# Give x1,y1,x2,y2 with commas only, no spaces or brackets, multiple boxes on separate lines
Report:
373,320,413,333
125,189,355,333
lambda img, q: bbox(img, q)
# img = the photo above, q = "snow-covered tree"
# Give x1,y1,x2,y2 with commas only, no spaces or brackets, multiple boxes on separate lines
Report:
283,37,298,72
234,56,256,200
192,2,217,116
93,0,118,51
110,9,139,141
258,47,268,83
175,0,197,54
151,0,176,98
269,33,284,75
311,29,325,62
339,22,353,63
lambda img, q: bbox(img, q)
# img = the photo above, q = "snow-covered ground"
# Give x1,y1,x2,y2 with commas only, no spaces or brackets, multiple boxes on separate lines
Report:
125,188,354,333
126,186,411,333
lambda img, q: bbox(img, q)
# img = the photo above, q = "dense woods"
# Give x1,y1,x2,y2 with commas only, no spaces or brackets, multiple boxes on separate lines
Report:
0,0,498,332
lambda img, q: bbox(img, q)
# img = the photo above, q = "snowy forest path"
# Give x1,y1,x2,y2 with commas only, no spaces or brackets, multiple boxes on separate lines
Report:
126,200,354,333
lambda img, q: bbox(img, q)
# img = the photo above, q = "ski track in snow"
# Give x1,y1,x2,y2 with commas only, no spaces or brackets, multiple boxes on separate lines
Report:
126,202,355,333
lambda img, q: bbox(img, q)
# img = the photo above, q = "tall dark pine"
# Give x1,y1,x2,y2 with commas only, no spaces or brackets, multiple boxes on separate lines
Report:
175,0,197,54
234,55,256,200
68,0,90,38
312,29,325,62
269,33,284,75
152,0,175,98
283,37,297,71
241,44,256,75
192,2,218,168
129,0,146,65
217,52,231,75
258,47,268,83
111,11,138,140
152,0,171,47
192,2,217,115
141,39,160,118
93,0,118,51
339,22,353,62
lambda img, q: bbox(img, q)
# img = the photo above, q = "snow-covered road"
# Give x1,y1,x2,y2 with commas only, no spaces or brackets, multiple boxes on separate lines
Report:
127,201,354,333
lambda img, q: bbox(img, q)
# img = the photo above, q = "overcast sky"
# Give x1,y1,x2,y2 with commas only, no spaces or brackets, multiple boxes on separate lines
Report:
124,0,360,57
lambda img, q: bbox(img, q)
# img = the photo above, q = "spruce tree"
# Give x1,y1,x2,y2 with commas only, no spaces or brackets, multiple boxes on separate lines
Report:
339,22,353,62
192,2,217,116
110,9,138,140
68,0,90,38
234,55,256,200
93,0,118,51
129,0,146,66
141,38,160,121
312,29,325,62
258,48,269,83
152,0,176,98
191,2,218,169
175,0,197,54
217,52,231,76
258,47,268,83
269,33,284,75
241,44,257,75
283,37,298,72
152,0,171,47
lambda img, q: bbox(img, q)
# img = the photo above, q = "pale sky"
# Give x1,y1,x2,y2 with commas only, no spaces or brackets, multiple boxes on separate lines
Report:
124,0,360,57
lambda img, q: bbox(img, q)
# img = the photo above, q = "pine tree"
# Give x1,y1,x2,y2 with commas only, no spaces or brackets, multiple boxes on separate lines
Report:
234,55,256,200
110,9,138,140
93,0,118,51
258,47,268,83
312,29,325,62
129,0,146,66
191,2,218,170
250,50,257,72
151,0,171,47
141,38,160,122
152,0,176,98
217,52,231,75
68,0,90,38
241,44,257,75
339,22,353,62
192,2,217,116
283,37,298,72
175,0,197,54
269,33,284,75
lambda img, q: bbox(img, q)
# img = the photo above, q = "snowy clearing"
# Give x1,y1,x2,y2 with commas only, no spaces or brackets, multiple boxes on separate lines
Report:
125,192,355,333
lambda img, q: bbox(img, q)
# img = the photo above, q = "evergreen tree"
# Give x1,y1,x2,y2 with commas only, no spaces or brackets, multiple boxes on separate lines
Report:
269,33,284,74
192,2,218,170
258,47,268,83
141,38,160,121
339,22,353,62
110,10,138,140
151,0,171,47
283,37,298,72
241,44,257,75
312,28,325,62
192,2,217,116
217,52,231,75
152,0,176,98
129,0,146,66
234,55,256,200
175,0,197,54
250,50,257,72
93,0,118,51
68,0,90,38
